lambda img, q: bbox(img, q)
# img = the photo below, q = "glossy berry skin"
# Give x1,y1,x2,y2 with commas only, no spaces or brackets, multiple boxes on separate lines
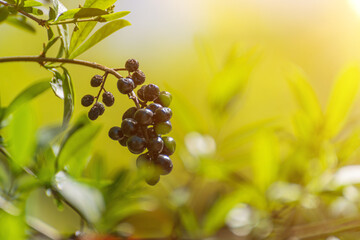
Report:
154,91,172,107
81,95,94,107
134,109,153,125
127,136,147,154
88,105,100,120
125,59,139,72
119,136,128,146
108,126,123,140
132,70,146,86
146,103,162,113
117,78,135,94
145,174,160,186
136,153,151,169
102,91,115,107
147,136,164,154
121,118,138,137
154,154,173,175
122,107,137,120
154,107,172,122
161,136,176,155
94,102,105,115
137,85,146,101
91,75,103,87
144,84,160,101
155,121,172,135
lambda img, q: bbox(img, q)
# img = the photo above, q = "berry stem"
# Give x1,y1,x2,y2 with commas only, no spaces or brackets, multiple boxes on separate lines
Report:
0,0,47,26
0,55,123,79
113,68,127,71
94,72,109,102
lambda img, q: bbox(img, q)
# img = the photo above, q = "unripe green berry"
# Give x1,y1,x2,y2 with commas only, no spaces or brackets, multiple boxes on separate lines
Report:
161,136,176,155
154,91,172,107
155,121,172,135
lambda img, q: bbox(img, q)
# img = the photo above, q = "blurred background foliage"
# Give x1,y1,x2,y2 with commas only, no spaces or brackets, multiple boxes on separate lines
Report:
3,0,360,239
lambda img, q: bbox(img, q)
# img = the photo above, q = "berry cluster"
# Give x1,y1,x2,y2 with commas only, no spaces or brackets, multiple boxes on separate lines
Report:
81,59,175,186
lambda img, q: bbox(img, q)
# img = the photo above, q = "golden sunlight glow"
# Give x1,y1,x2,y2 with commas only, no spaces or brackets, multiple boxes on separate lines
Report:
349,0,360,16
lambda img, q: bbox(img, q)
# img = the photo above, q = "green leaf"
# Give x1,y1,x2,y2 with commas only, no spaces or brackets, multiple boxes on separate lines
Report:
0,211,26,240
56,8,108,21
43,36,60,54
48,7,56,21
0,7,9,23
57,124,100,175
46,26,54,40
252,130,279,192
100,11,130,22
22,7,43,16
324,64,360,138
49,68,64,99
69,21,97,54
52,0,67,19
61,68,74,127
23,0,43,7
7,104,37,168
4,80,49,120
84,0,117,9
53,171,105,223
6,16,35,33
57,24,70,57
69,19,130,59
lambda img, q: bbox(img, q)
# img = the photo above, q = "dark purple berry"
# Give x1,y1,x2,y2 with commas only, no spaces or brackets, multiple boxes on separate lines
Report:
132,70,146,85
125,59,139,72
91,75,103,87
88,105,100,120
137,85,146,101
146,103,162,113
145,174,160,186
117,78,135,94
147,136,164,154
94,102,105,115
119,136,128,147
155,121,172,135
136,153,151,169
144,84,160,101
154,107,172,122
122,107,137,120
102,91,115,107
134,109,153,125
127,136,146,154
81,95,94,107
108,126,123,140
121,118,138,137
161,136,176,156
154,154,173,175
154,91,172,107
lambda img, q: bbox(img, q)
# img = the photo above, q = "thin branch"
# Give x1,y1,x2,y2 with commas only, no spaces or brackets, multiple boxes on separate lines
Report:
0,55,123,79
0,0,46,26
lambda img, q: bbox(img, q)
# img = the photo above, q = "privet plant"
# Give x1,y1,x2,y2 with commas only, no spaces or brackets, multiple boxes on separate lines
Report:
0,0,175,239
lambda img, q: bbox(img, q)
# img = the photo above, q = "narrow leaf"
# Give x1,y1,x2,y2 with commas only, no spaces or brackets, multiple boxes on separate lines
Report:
56,8,108,21
62,68,74,127
52,0,67,19
0,7,9,23
49,69,64,99
100,11,130,22
69,19,130,59
69,21,97,54
84,0,117,9
324,64,360,138
23,1,43,7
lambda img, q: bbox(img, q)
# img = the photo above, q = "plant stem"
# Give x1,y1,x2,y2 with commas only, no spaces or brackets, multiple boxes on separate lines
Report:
0,0,46,26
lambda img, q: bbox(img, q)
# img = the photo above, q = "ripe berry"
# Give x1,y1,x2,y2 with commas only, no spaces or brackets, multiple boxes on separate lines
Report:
127,136,146,154
155,121,172,135
117,78,135,94
88,105,100,120
154,154,173,175
122,107,137,120
91,75,103,87
154,107,172,122
144,84,160,101
145,174,160,186
121,118,138,137
154,91,172,107
102,91,115,107
81,95,94,107
146,103,162,113
125,59,139,72
137,85,146,101
119,136,128,146
94,102,105,115
147,136,164,154
134,109,153,125
108,126,123,140
136,153,151,169
132,70,146,85
161,136,176,156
